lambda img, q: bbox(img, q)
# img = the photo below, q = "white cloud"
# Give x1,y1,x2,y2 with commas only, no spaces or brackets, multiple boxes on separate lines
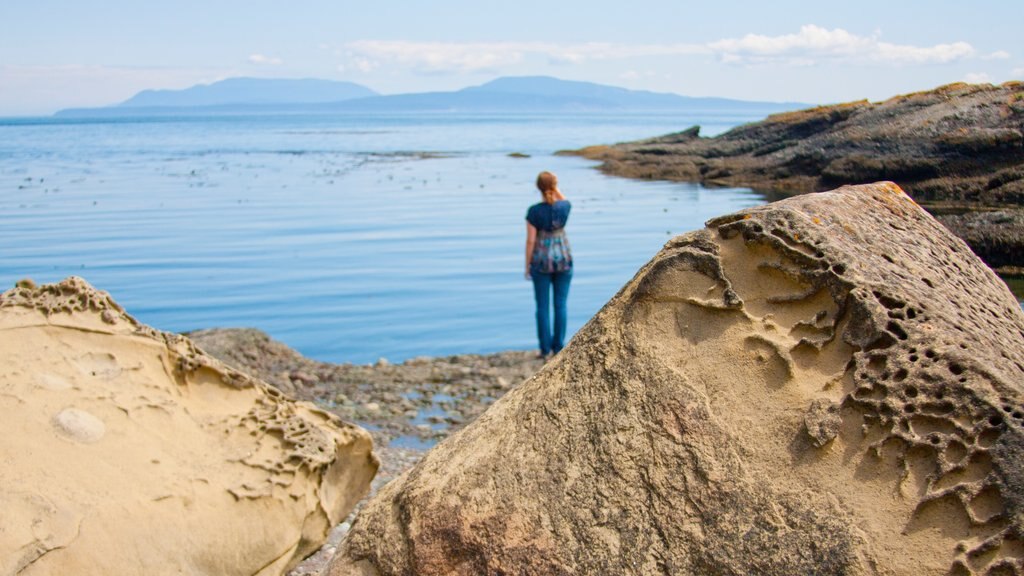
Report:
342,41,527,73
338,26,987,75
964,72,992,83
619,69,665,81
710,25,874,60
983,50,1011,60
248,54,283,66
338,40,709,74
873,41,974,64
337,58,376,74
710,25,975,65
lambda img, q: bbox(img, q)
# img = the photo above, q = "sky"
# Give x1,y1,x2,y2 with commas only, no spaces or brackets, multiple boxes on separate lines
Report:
1,0,1022,116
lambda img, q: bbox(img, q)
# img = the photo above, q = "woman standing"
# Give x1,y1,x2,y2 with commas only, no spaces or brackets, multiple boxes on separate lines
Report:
525,171,573,358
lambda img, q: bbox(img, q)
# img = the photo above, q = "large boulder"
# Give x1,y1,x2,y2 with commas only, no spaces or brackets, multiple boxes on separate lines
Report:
0,277,378,575
328,183,1024,576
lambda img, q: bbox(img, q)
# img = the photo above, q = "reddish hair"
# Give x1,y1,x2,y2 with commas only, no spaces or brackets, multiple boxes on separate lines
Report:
536,171,558,193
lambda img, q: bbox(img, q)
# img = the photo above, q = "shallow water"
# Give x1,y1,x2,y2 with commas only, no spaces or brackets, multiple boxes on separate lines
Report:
2,111,1020,363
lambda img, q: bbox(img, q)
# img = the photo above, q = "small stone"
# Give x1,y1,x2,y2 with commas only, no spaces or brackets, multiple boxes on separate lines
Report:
376,358,390,368
804,398,841,447
364,402,380,412
52,408,106,443
290,370,318,385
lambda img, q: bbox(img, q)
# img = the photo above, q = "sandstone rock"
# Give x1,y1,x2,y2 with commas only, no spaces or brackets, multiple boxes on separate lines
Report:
328,183,1024,576
0,277,378,576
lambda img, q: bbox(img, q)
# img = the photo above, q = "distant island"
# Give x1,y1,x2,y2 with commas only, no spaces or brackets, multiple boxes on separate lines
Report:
55,76,806,117
118,77,378,108
56,77,378,117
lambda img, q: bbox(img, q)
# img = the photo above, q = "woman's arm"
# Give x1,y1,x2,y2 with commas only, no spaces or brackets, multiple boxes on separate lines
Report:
525,221,537,279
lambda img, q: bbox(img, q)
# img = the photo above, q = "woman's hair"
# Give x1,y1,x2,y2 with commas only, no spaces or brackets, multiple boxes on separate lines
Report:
536,171,558,193
536,171,559,204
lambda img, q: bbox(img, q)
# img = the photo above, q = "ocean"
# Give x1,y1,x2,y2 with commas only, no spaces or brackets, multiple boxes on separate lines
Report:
2,111,1020,363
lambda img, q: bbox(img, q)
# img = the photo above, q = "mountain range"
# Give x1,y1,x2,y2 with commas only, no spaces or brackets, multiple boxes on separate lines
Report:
118,77,378,108
55,76,806,117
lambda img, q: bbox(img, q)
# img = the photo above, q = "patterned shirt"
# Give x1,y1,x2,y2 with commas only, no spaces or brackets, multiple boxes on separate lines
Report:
526,200,573,274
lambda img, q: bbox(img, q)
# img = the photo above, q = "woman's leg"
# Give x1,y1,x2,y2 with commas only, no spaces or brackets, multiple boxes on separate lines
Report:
551,268,572,353
532,272,553,355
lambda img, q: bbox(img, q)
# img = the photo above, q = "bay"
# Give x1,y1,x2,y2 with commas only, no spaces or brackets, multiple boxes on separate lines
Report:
1,111,1019,363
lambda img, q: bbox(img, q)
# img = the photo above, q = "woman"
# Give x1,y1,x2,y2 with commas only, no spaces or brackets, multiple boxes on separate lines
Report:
525,171,573,358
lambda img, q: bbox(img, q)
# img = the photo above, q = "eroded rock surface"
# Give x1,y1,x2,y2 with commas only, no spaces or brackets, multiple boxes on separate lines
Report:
328,183,1024,576
0,277,378,576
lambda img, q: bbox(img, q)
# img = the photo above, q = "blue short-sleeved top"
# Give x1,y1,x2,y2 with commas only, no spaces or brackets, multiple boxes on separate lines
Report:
526,200,572,273
526,200,571,232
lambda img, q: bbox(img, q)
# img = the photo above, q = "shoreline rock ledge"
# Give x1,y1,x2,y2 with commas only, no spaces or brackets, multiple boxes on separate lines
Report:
562,82,1024,270
329,182,1024,576
0,277,378,576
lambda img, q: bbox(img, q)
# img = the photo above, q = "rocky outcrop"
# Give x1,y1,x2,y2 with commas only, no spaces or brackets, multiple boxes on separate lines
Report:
937,209,1024,272
564,82,1024,268
328,183,1024,575
0,278,378,576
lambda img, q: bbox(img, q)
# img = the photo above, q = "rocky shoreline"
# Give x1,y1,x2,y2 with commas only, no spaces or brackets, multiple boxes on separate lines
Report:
561,82,1024,271
187,328,544,450
186,328,545,576
8,178,1024,574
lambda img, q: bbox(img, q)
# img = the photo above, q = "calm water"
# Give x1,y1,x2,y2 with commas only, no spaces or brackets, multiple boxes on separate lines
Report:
2,112,1020,363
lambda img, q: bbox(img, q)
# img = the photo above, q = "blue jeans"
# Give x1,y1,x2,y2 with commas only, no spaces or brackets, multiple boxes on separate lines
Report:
532,268,572,355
